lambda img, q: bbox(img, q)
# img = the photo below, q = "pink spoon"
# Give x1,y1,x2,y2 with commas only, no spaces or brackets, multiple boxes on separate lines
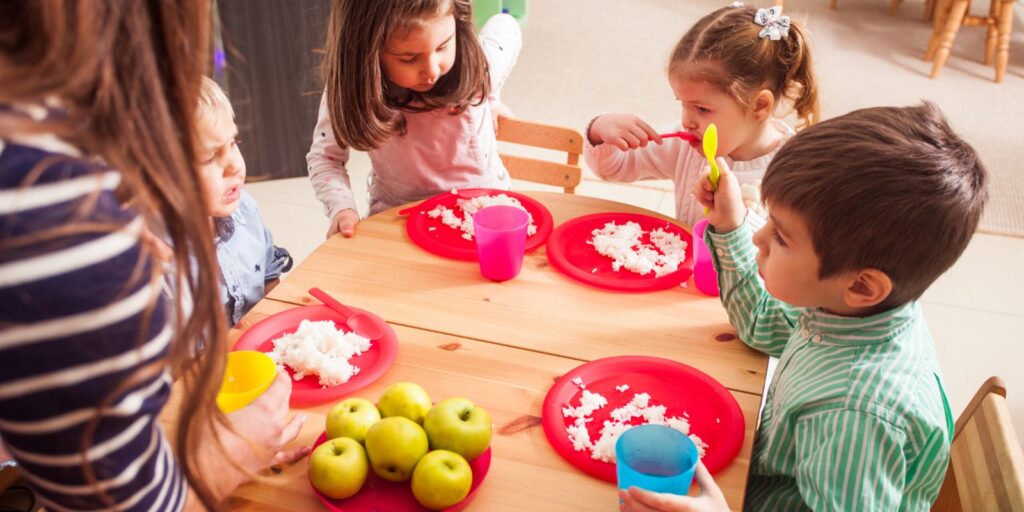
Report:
308,287,384,340
658,131,700,144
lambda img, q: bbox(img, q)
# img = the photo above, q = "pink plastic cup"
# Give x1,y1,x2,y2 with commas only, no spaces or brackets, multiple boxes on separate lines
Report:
692,219,720,296
473,205,529,281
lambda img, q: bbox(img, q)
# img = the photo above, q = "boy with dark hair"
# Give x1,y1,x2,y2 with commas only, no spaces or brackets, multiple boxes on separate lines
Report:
620,103,988,512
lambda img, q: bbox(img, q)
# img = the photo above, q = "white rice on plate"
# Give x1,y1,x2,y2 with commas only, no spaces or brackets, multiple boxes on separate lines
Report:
562,379,708,463
588,221,687,278
268,319,372,388
426,192,538,240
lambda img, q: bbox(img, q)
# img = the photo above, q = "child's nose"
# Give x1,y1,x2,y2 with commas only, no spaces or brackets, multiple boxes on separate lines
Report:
225,156,243,176
423,55,441,82
752,225,769,252
681,112,700,132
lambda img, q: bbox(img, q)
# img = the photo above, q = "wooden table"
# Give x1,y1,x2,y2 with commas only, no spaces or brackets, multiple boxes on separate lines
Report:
227,191,768,511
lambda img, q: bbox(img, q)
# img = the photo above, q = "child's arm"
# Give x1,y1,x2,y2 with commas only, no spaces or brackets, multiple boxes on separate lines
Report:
262,236,292,284
696,160,799,357
583,114,680,183
793,409,914,510
479,13,521,119
306,93,359,238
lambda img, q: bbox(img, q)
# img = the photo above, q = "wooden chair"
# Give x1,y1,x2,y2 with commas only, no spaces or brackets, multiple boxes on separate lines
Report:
495,118,583,194
932,376,1024,511
770,0,935,18
925,0,1015,82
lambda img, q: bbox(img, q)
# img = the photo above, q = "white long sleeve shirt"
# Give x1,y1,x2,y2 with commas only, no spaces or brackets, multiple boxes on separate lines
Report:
307,14,521,220
583,119,794,227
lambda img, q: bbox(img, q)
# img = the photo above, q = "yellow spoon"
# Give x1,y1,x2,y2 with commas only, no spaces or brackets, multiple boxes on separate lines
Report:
702,123,719,215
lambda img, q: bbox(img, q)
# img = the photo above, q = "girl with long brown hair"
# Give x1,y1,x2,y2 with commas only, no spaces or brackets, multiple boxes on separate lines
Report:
0,1,305,509
307,0,522,238
584,4,819,227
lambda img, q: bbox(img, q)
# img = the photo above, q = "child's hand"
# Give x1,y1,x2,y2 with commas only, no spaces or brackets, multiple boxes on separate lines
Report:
693,158,746,233
619,463,729,512
492,103,515,132
199,372,308,498
327,209,359,239
588,113,661,151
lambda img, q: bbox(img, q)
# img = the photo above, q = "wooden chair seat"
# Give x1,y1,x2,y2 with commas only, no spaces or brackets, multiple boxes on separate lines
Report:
932,376,1024,511
495,117,583,194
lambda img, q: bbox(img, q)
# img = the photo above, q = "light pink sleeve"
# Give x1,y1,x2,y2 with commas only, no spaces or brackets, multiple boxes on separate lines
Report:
582,119,682,183
306,92,356,221
478,13,522,108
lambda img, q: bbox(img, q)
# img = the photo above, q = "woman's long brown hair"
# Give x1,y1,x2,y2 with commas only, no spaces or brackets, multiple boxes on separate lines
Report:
0,1,228,508
321,0,490,151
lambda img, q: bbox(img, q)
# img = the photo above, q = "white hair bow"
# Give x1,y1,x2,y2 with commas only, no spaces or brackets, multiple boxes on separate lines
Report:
729,1,744,7
754,6,791,41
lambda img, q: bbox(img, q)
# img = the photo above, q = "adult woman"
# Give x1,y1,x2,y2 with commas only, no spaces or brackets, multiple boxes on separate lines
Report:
0,2,306,509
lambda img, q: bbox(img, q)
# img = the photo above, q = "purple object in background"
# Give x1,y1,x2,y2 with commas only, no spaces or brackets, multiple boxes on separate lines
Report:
692,219,720,296
473,205,529,281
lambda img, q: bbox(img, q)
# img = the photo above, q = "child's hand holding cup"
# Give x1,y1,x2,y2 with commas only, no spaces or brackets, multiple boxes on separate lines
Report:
217,350,278,413
616,424,730,512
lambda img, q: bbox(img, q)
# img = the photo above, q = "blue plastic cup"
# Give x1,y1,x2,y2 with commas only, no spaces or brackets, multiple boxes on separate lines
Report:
616,424,698,496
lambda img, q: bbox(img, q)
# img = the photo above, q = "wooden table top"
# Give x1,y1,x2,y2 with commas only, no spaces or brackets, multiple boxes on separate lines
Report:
225,191,768,511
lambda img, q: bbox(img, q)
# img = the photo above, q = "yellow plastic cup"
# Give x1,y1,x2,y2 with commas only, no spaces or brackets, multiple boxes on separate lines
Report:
216,350,278,413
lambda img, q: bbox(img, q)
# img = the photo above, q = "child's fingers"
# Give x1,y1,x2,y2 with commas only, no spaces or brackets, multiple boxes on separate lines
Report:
627,126,653,147
692,463,726,502
637,121,661,144
611,137,630,151
622,132,643,149
627,486,692,511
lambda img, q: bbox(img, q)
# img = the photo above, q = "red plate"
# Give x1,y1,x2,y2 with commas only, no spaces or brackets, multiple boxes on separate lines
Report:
310,432,492,511
233,305,398,407
403,188,553,261
541,356,744,482
546,212,694,292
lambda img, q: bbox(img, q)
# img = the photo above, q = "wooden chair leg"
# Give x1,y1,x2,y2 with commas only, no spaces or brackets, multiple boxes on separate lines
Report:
985,25,998,65
891,0,902,16
931,0,969,78
994,0,1013,82
924,0,937,21
984,0,999,64
926,0,955,60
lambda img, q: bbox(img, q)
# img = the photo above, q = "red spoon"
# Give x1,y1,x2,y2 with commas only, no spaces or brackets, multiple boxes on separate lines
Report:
308,287,385,340
658,131,700,144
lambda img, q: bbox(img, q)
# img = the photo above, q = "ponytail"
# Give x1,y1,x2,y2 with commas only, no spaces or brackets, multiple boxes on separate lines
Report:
669,5,820,128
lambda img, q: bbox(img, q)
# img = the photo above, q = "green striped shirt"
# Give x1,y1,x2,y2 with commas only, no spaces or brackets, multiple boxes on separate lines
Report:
706,219,953,512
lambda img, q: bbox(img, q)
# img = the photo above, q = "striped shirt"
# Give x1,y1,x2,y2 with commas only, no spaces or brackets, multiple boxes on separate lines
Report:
0,125,187,510
706,219,953,512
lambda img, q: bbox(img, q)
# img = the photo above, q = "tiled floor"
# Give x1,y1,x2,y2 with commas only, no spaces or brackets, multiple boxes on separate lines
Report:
249,168,1024,443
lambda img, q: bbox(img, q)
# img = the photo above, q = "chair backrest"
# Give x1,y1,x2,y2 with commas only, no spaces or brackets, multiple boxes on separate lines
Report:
495,117,583,194
932,376,1024,512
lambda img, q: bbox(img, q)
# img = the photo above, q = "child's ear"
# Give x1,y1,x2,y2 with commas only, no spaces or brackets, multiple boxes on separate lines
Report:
752,90,775,122
843,269,893,309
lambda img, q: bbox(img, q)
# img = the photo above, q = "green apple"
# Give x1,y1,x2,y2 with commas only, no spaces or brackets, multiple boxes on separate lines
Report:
377,382,432,424
411,450,473,510
325,397,381,444
364,416,428,482
423,397,492,461
308,437,368,499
